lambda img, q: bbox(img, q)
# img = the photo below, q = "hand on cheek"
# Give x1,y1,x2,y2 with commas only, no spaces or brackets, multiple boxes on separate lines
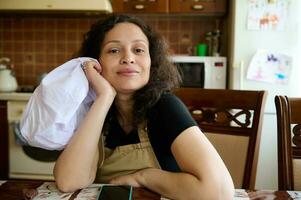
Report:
83,61,116,97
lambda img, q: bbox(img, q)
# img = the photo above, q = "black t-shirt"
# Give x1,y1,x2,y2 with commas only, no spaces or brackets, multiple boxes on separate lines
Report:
105,92,197,172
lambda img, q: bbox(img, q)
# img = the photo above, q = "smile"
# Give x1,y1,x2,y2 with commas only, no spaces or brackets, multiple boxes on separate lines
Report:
117,69,139,76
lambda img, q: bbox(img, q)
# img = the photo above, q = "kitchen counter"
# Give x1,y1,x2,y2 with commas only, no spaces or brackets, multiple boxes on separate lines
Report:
0,92,32,101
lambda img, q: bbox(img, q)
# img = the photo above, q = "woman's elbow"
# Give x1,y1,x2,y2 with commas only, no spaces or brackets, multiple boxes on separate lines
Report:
54,172,94,193
204,181,234,200
220,181,235,200
54,174,78,192
55,177,94,193
55,179,76,193
203,172,235,200
216,173,235,200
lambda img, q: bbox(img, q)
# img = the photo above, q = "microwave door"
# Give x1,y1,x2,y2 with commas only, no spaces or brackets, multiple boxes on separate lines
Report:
177,63,205,88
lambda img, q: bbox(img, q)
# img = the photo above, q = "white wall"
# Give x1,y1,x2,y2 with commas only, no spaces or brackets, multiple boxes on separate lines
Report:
255,113,278,189
229,0,301,189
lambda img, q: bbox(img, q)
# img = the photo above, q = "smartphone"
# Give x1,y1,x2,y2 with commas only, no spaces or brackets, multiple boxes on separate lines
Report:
97,185,133,200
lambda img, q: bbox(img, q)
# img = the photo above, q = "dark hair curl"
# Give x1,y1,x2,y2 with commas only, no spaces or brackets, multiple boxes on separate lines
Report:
77,14,181,126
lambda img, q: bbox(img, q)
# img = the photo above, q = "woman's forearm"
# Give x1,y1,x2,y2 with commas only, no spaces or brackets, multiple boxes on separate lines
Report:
136,168,234,200
54,95,114,192
109,127,235,199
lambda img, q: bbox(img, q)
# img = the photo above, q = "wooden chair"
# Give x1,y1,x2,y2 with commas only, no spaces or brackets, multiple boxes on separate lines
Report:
173,88,267,189
275,95,301,190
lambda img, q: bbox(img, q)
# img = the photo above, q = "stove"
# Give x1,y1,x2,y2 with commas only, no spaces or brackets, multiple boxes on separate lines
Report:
16,85,36,93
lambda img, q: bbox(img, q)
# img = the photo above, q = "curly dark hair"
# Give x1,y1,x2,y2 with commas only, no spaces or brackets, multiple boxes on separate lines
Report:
77,14,181,125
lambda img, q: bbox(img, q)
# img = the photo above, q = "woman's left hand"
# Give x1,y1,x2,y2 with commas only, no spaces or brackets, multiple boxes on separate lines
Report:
109,171,143,187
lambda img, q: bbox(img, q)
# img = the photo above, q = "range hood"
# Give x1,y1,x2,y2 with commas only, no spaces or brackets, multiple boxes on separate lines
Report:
0,0,112,14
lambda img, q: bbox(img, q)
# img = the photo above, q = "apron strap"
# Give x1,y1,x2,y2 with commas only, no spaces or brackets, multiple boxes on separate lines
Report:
98,135,105,166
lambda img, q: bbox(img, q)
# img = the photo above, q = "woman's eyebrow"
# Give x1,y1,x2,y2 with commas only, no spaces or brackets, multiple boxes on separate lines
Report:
102,40,120,46
133,39,149,45
103,39,148,46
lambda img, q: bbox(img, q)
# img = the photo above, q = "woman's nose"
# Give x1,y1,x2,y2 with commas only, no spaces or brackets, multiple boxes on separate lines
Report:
120,55,135,64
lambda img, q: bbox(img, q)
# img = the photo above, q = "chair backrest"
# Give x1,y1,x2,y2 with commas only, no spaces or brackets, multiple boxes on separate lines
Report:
173,88,267,189
275,95,301,190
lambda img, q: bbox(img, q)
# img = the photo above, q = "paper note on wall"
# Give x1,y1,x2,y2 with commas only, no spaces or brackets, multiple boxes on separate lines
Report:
247,50,292,84
247,0,288,31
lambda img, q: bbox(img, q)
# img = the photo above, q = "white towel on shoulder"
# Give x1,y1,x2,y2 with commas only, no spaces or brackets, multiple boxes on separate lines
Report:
20,57,98,150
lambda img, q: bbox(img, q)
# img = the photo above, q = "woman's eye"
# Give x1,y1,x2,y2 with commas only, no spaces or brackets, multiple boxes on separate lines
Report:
135,48,145,54
109,48,119,53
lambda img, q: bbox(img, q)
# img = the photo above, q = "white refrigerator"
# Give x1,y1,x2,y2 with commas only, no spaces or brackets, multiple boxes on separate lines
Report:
228,0,301,189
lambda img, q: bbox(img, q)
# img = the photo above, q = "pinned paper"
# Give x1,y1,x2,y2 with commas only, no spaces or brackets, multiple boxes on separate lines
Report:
247,50,292,84
247,0,288,31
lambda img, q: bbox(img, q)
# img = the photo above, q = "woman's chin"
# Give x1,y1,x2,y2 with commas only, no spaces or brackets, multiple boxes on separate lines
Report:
114,84,146,95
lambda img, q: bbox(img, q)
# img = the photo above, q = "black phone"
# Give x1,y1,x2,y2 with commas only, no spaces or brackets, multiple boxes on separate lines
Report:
97,185,133,200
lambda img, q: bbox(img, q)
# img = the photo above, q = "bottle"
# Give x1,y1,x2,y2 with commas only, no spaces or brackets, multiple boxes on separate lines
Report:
205,32,212,56
211,29,221,57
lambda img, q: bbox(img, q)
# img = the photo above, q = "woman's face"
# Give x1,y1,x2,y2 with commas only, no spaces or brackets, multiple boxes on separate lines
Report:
99,22,151,94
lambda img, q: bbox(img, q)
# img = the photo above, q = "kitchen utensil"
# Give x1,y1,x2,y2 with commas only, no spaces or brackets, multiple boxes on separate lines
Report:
0,57,18,92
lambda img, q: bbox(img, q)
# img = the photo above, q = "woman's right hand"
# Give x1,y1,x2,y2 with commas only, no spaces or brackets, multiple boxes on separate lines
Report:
82,60,116,98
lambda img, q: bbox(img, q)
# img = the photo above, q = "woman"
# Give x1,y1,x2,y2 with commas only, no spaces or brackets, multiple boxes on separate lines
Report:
54,15,234,199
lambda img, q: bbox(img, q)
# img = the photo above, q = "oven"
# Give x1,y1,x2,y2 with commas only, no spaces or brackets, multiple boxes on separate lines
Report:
171,56,227,89
7,100,58,180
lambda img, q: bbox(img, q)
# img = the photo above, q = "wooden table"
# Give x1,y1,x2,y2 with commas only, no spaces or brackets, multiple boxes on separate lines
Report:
0,180,300,200
0,180,160,200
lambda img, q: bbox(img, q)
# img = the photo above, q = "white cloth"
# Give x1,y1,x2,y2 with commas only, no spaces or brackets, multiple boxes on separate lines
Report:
20,57,98,150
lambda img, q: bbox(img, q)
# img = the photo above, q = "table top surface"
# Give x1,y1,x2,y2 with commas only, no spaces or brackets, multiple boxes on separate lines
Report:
0,180,300,200
0,92,32,101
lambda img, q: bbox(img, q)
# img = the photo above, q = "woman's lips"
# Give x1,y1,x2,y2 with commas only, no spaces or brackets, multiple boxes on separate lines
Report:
117,69,138,76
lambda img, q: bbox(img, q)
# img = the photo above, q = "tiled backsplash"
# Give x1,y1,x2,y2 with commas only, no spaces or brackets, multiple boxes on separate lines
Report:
0,14,224,86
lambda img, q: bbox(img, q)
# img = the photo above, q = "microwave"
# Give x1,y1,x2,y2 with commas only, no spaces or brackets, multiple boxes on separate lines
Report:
171,56,227,89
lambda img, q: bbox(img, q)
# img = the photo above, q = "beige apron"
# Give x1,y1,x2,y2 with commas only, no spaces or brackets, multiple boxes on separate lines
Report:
95,123,161,183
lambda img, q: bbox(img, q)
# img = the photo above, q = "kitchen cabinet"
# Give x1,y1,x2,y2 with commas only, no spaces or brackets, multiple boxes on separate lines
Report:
170,0,227,15
0,101,8,179
111,0,227,15
111,0,169,13
0,93,31,179
0,0,112,14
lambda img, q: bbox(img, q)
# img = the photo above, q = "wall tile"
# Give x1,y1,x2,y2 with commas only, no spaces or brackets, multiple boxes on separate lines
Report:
0,14,225,86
